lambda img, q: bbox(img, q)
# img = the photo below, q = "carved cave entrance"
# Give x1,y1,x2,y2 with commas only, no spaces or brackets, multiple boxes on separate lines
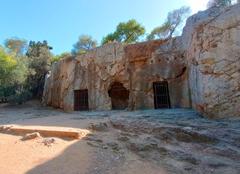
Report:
153,81,171,109
108,82,129,110
74,89,89,111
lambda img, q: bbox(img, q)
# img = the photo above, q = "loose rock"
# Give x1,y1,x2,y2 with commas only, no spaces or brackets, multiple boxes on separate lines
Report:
21,132,41,141
88,122,108,132
42,138,56,147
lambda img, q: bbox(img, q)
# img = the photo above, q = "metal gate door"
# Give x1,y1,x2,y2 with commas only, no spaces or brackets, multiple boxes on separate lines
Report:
74,89,89,111
153,82,171,109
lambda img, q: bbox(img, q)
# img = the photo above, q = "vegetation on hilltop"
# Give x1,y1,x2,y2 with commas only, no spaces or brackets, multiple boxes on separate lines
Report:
102,19,146,45
147,7,190,40
72,35,97,55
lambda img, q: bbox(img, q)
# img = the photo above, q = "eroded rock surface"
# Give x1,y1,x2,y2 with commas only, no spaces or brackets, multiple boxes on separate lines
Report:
156,4,240,118
185,5,240,118
43,40,190,112
1,103,240,174
82,109,240,174
43,4,240,118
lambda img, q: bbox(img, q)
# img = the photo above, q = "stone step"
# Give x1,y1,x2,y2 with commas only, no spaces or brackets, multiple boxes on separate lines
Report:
0,124,90,139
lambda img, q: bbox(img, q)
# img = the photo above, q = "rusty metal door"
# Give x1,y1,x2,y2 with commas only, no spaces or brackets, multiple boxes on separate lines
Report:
74,89,89,111
153,82,171,109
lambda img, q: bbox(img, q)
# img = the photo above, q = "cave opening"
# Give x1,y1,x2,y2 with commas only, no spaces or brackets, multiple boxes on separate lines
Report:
108,82,129,110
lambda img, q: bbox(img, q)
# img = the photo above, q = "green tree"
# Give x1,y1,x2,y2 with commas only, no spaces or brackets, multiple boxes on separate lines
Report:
4,38,27,56
26,40,53,98
102,33,116,45
102,19,145,45
52,52,72,63
0,47,17,88
147,6,190,40
0,46,29,103
1,39,54,103
207,0,232,8
7,56,30,104
147,23,171,40
72,35,97,55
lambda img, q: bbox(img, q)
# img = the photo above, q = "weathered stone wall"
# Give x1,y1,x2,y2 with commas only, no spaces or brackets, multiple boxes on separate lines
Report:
43,57,77,111
43,4,240,118
125,40,191,109
155,37,191,108
44,43,129,111
74,43,129,111
185,4,240,118
43,40,191,111
154,4,240,118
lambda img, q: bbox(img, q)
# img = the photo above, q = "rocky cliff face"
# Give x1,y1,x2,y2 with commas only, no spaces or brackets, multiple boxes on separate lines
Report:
152,4,240,118
43,4,240,118
185,4,240,118
43,40,190,111
125,40,190,110
43,43,129,111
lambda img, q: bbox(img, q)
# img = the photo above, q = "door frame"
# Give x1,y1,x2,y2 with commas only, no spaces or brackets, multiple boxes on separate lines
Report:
74,89,89,111
153,81,171,109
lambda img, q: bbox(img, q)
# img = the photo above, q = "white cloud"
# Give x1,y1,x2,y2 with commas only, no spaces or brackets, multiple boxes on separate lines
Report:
184,0,209,14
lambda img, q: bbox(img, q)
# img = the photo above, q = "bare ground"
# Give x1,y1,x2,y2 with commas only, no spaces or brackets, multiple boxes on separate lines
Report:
0,101,240,174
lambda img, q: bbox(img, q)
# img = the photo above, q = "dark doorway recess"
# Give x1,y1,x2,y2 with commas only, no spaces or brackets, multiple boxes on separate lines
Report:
74,89,89,111
153,81,171,109
108,82,129,110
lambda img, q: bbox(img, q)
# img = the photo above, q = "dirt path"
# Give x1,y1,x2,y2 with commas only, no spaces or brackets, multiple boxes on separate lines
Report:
0,102,240,174
0,134,90,174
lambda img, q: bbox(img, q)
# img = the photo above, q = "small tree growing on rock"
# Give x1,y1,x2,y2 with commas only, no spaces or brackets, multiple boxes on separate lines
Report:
102,19,145,45
147,6,190,40
51,52,72,63
72,35,97,55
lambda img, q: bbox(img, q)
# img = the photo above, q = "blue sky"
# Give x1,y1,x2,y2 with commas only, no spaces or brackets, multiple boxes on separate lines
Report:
0,0,209,54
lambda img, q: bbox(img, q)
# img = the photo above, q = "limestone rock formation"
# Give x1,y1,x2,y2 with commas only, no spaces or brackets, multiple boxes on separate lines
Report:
43,40,190,111
43,4,240,118
185,4,240,118
154,4,240,118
